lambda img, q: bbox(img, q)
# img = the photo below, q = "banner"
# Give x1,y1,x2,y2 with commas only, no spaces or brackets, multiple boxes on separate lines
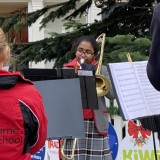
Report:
117,120,160,160
31,146,45,160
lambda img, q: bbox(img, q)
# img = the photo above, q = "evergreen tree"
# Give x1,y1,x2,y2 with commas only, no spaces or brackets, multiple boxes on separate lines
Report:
0,0,158,70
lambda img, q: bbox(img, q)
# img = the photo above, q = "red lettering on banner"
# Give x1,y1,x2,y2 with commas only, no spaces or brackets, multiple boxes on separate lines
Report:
48,140,59,149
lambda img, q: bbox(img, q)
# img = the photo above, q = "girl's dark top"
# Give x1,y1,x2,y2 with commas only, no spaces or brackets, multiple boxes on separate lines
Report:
147,3,160,91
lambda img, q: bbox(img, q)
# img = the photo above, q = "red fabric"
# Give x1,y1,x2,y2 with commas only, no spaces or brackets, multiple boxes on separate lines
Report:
64,58,97,69
0,70,48,160
64,58,81,69
59,139,63,159
83,109,94,119
0,69,33,84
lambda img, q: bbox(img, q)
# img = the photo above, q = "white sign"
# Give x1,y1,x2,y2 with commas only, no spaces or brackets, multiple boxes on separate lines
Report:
117,121,160,160
44,140,61,160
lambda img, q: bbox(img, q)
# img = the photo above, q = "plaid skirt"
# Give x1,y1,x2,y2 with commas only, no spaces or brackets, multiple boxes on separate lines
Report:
62,120,113,160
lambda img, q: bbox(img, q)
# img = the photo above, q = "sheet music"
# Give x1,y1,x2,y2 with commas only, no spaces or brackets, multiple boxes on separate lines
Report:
134,61,160,116
109,61,160,120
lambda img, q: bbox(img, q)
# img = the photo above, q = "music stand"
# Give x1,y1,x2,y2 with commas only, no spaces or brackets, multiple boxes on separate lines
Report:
23,68,98,109
22,68,60,81
58,68,98,109
139,116,160,160
107,62,160,160
34,78,85,139
23,68,85,139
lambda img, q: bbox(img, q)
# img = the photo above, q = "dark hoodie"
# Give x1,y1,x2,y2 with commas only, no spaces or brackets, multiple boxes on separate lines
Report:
141,4,160,138
147,3,160,91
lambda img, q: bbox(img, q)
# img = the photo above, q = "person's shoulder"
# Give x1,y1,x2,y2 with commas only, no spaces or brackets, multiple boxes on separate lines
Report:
154,3,160,13
155,3,160,9
101,65,110,76
153,3,160,25
102,64,108,71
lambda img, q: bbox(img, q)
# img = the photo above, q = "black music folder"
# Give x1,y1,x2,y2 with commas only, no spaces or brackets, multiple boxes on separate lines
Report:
22,68,59,81
59,68,98,109
35,78,85,139
23,68,98,109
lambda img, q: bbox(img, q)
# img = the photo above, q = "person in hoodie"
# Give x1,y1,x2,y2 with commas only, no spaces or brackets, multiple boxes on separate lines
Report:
0,28,48,160
63,35,115,160
140,2,160,140
147,3,160,91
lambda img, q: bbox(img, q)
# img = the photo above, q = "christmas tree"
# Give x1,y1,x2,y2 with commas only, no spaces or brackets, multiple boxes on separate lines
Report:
0,0,158,70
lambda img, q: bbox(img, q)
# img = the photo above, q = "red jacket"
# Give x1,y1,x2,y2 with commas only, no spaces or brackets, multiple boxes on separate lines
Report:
0,70,48,160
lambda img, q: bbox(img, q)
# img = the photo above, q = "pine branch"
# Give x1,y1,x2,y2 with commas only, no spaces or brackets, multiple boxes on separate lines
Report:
63,20,87,30
3,13,21,32
0,17,5,27
15,3,66,31
64,0,92,20
40,0,80,29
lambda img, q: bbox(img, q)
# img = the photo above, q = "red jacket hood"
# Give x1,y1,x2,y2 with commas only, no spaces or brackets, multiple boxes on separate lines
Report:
0,70,33,89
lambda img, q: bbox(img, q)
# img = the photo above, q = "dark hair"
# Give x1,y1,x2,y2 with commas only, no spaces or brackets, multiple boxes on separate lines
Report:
74,35,99,55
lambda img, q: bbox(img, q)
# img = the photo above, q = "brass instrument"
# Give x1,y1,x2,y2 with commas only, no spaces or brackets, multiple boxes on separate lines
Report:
96,33,110,96
61,138,77,160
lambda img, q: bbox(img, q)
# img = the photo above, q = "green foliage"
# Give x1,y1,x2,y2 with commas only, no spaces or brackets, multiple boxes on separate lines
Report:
63,20,87,30
0,0,154,70
0,0,157,37
0,0,93,31
3,13,21,32
103,34,151,64
40,0,79,29
107,105,121,116
11,34,151,71
64,0,92,20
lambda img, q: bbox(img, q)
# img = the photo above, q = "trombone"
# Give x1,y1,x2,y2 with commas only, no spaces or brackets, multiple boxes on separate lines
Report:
95,33,110,96
61,138,77,160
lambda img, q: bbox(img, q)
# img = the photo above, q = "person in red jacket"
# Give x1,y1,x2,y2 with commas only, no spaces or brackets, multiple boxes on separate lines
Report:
63,35,115,160
0,28,48,160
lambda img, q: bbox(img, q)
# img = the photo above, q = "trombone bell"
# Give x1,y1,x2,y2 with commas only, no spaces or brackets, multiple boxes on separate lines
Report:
96,74,110,97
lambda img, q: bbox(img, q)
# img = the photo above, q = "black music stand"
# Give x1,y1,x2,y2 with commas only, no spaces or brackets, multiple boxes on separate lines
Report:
139,116,160,160
58,68,98,109
23,68,99,160
22,68,60,81
23,68,98,109
107,63,159,160
23,68,85,139
34,78,85,139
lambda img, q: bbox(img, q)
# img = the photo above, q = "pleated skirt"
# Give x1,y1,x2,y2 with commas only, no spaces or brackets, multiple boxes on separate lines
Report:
62,119,113,160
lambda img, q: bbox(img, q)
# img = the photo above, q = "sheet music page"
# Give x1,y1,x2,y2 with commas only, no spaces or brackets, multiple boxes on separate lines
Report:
109,62,150,120
134,61,160,116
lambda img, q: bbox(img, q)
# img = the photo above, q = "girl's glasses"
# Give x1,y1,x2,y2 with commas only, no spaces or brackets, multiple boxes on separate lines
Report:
77,48,94,55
